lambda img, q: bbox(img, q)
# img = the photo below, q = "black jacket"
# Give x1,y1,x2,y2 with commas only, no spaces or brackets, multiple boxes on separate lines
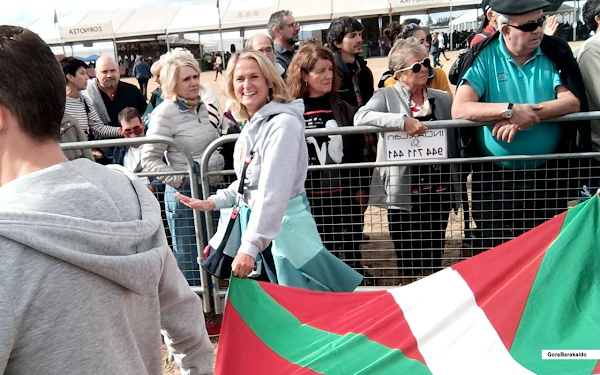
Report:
334,53,374,108
457,32,591,157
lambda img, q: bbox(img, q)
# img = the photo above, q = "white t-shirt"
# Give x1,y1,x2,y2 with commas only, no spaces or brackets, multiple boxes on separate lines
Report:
124,146,150,185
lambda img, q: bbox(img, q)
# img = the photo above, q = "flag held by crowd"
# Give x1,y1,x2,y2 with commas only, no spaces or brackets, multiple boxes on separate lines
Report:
216,195,600,375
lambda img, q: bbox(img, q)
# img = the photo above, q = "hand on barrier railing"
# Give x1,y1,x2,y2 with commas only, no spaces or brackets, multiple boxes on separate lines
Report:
492,121,520,143
404,117,427,135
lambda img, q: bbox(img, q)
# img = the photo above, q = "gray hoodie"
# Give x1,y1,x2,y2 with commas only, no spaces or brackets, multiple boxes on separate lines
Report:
210,99,308,259
0,159,214,375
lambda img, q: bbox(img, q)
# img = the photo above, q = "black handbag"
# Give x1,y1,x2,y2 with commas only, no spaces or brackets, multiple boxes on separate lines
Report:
202,124,267,279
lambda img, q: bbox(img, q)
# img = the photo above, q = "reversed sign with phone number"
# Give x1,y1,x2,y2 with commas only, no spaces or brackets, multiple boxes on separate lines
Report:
384,129,448,161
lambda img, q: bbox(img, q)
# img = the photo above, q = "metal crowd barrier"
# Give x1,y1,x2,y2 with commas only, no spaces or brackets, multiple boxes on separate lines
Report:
200,112,600,313
60,135,213,313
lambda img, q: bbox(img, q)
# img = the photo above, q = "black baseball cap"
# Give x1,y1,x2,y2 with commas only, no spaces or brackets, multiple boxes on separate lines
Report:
489,0,550,15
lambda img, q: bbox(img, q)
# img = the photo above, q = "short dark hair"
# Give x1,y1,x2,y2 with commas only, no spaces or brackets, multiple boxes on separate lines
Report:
327,17,364,52
0,26,64,141
583,0,600,29
60,57,88,83
118,107,142,125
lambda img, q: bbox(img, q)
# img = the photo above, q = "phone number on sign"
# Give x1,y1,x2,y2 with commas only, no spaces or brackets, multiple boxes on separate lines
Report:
388,147,444,159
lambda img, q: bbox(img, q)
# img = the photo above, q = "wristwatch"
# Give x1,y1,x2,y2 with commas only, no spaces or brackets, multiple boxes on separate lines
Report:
501,103,514,119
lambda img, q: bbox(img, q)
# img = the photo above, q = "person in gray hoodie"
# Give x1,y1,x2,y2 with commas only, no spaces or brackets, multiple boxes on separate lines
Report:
0,26,214,374
176,51,362,292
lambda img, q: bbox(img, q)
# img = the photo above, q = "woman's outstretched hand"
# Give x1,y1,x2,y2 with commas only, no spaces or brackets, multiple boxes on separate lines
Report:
174,193,216,211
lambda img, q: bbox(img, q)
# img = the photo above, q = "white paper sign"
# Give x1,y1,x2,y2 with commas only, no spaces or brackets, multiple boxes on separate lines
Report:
384,129,448,161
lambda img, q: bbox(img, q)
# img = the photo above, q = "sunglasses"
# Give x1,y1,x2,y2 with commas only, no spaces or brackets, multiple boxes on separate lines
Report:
398,57,431,73
507,18,544,32
122,125,144,135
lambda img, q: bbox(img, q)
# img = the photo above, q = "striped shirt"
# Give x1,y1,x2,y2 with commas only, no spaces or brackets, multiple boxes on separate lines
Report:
65,95,121,139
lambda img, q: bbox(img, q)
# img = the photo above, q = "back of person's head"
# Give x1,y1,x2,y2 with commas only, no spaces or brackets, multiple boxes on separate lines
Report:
224,50,293,120
399,22,423,40
327,16,364,52
160,48,201,101
60,57,88,83
388,37,427,72
0,26,64,141
118,107,142,125
286,43,340,98
583,0,600,31
268,10,293,39
383,22,403,43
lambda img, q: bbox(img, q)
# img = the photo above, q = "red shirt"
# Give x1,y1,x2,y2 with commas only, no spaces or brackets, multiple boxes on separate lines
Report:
470,25,495,48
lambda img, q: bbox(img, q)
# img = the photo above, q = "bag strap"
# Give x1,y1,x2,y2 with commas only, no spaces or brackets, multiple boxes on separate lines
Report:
236,114,274,196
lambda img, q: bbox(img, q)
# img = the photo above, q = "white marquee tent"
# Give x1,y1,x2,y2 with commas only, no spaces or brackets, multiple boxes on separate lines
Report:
14,0,479,45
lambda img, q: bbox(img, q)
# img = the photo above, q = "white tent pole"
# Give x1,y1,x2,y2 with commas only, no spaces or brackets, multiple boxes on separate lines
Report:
218,1,225,62
112,38,118,62
166,33,171,51
449,5,453,50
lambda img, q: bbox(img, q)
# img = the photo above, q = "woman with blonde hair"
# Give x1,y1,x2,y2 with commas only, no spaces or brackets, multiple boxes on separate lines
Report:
286,43,367,272
142,48,224,286
176,50,361,291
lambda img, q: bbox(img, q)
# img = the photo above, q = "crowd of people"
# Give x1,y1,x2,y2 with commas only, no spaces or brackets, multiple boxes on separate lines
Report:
53,0,600,285
4,0,600,372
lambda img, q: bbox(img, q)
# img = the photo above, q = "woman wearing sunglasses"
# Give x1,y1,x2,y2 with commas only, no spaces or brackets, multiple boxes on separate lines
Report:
141,49,224,286
355,37,459,284
378,23,452,97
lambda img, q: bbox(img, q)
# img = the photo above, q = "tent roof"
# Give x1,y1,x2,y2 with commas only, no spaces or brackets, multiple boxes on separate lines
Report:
14,0,480,45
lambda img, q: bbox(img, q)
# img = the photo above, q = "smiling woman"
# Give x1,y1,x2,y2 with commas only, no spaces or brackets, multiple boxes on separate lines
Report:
174,50,362,292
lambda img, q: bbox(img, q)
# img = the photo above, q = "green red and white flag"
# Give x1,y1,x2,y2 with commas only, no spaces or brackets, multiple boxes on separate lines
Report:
53,9,58,24
216,195,600,374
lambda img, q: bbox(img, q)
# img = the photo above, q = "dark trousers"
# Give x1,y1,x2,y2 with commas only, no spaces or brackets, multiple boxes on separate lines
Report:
388,191,452,277
137,78,149,98
308,189,363,269
469,160,567,253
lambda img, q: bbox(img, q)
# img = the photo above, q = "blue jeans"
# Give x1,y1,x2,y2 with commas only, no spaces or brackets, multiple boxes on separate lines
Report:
165,183,208,286
432,52,441,67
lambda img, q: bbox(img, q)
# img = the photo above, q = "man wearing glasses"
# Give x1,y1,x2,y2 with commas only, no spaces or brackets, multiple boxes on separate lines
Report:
452,0,589,251
267,10,300,73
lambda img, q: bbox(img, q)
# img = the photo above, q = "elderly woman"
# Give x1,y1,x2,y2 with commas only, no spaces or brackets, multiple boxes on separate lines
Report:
355,37,458,283
285,43,367,272
141,49,224,286
175,51,361,292
378,23,452,96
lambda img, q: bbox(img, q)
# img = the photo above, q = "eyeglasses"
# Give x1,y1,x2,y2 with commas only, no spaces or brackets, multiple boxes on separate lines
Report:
284,22,300,29
507,18,544,32
122,125,144,136
397,57,430,73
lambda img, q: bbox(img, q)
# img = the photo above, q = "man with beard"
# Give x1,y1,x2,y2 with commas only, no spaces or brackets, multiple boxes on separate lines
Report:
327,16,374,109
452,0,587,251
268,10,300,73
83,56,147,163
